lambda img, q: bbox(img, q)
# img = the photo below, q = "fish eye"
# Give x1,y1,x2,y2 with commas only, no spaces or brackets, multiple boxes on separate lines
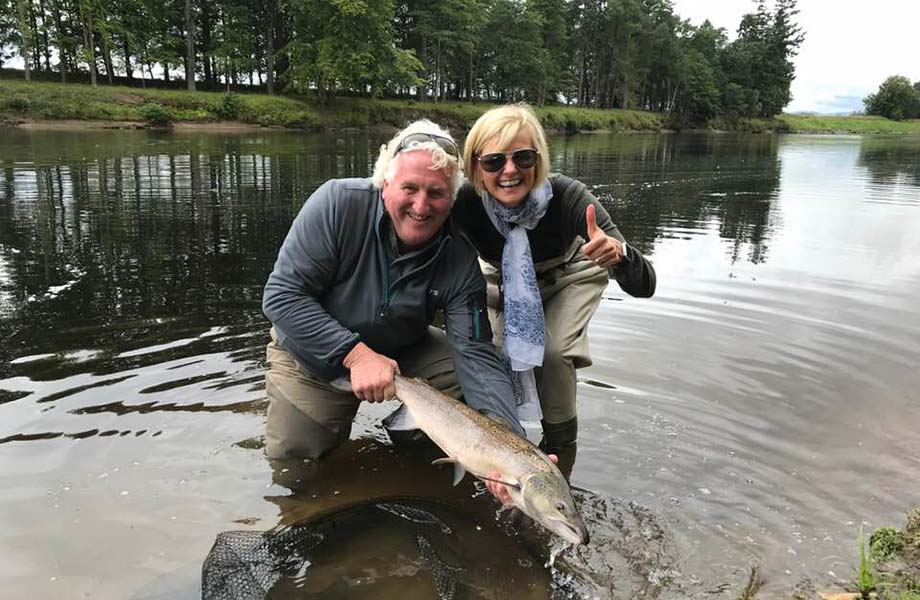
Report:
555,502,566,512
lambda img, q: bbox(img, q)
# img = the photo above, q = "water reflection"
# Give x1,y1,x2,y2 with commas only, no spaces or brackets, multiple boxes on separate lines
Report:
553,133,781,264
857,136,920,203
0,131,784,362
2,129,920,599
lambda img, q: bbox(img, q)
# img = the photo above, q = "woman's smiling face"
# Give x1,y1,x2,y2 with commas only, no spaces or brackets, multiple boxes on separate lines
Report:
478,130,537,208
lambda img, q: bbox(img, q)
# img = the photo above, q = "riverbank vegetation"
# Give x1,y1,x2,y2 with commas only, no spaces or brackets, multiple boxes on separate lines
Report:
778,114,920,135
864,76,920,121
855,509,920,600
0,78,666,131
6,78,920,134
1,0,803,124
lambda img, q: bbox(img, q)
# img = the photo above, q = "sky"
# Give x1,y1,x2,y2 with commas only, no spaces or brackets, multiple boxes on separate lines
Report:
670,0,920,114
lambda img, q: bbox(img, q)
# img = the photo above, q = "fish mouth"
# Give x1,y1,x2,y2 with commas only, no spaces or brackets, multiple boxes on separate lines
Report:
553,518,589,545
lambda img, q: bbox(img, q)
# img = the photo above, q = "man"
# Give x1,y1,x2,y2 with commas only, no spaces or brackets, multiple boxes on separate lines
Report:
262,120,524,461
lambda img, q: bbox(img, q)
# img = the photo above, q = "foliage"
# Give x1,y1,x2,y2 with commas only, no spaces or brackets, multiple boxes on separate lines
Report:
0,78,667,131
215,92,243,119
871,527,905,562
137,102,170,125
858,525,877,599
0,0,805,116
864,76,920,121
857,511,920,600
3,94,30,111
779,114,920,134
720,0,804,118
285,0,420,100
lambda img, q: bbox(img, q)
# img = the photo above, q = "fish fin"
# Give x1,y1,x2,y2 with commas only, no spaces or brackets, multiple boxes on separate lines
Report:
382,403,418,432
478,475,521,491
430,458,467,486
451,464,466,486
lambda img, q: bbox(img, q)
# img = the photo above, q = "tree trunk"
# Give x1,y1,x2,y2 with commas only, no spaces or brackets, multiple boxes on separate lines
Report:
27,0,42,72
468,50,474,101
80,1,97,87
417,38,427,101
50,0,68,82
273,12,291,90
162,61,169,83
434,39,441,102
100,32,114,84
16,0,32,81
265,0,275,94
38,0,53,71
200,0,213,84
141,43,150,88
123,41,133,82
184,0,196,90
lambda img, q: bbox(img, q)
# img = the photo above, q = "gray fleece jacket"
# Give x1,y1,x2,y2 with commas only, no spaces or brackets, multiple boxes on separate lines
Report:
262,177,523,435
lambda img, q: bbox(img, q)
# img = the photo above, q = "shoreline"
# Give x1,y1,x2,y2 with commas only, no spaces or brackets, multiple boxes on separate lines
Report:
4,79,919,135
4,117,291,132
5,115,919,136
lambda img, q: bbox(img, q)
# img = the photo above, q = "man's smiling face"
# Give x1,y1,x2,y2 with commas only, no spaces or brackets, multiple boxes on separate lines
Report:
382,150,452,252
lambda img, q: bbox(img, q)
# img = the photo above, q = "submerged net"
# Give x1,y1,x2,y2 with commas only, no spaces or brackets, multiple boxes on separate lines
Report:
202,524,324,600
201,501,464,600
201,498,591,600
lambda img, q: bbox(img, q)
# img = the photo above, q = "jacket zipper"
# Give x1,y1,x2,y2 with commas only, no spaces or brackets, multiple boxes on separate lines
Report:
379,245,391,318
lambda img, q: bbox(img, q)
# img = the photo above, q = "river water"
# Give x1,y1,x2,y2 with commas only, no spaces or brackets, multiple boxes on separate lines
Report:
1,128,918,599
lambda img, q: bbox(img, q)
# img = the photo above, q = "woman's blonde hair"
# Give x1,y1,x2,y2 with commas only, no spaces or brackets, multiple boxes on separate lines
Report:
462,103,550,194
372,119,464,199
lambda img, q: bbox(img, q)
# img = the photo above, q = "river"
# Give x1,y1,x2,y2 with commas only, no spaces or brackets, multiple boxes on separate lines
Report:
1,128,918,599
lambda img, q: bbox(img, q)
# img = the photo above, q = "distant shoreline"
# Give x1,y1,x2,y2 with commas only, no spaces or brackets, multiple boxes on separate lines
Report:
3,79,919,135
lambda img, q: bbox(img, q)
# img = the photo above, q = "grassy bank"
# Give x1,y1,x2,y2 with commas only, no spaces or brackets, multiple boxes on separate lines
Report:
850,508,920,600
4,79,920,134
779,113,920,134
0,79,663,132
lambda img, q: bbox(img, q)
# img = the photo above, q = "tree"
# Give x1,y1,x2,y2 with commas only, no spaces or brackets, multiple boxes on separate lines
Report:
184,0,195,90
673,19,726,121
476,0,545,102
721,0,803,118
674,47,720,122
526,0,570,105
287,0,421,100
395,0,483,101
15,0,33,80
864,76,920,121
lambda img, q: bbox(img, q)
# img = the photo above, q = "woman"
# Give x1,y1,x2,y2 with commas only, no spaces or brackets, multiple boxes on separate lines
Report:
453,104,656,478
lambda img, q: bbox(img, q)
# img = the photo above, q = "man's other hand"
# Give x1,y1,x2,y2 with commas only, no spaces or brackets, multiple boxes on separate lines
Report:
343,342,399,402
485,454,559,505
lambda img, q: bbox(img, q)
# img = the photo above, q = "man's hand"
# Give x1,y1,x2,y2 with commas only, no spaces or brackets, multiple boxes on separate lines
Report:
485,454,559,506
581,204,625,268
343,342,399,402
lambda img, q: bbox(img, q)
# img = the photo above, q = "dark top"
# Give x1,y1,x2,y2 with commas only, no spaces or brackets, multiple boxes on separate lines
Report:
452,174,656,298
262,177,522,432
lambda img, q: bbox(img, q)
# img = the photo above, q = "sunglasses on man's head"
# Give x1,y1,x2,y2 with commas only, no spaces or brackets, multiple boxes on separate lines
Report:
475,149,539,173
395,133,460,158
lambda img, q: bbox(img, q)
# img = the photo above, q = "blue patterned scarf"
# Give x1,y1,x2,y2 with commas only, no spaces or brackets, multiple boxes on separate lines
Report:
481,180,553,421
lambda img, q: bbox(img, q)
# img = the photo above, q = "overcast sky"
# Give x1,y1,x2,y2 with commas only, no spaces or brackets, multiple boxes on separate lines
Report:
670,0,920,114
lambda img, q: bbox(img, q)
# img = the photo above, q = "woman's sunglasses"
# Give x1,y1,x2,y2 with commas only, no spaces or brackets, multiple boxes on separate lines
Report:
395,133,460,158
475,149,539,173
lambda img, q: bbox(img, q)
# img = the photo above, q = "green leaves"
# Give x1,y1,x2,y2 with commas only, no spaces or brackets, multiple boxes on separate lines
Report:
864,75,920,121
0,0,805,117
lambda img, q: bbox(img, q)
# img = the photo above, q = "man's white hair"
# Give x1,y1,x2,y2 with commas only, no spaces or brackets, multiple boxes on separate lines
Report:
372,119,464,199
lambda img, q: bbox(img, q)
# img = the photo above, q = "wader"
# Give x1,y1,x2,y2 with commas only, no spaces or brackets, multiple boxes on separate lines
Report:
482,250,608,479
264,326,461,461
